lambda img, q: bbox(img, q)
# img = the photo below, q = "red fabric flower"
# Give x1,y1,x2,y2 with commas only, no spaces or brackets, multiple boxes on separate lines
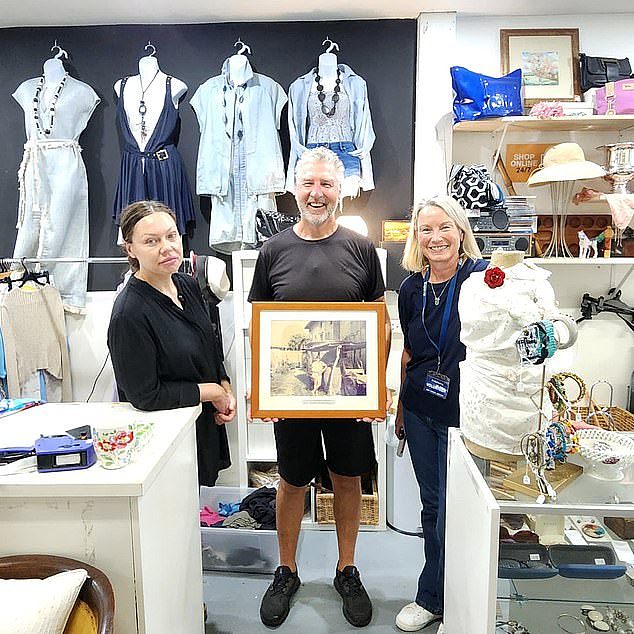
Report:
484,266,505,289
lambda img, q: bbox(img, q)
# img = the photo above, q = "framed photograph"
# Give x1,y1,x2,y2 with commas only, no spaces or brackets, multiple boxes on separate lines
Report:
381,220,411,243
251,302,387,419
500,28,581,105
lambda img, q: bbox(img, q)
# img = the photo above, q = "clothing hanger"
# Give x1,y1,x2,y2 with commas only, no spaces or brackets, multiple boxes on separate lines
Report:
144,41,156,57
17,258,49,288
233,38,251,55
51,40,69,60
321,37,340,54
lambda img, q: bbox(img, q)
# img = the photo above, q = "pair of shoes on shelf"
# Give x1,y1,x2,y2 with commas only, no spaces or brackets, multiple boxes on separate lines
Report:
396,602,442,631
259,565,301,627
333,565,373,627
259,564,373,627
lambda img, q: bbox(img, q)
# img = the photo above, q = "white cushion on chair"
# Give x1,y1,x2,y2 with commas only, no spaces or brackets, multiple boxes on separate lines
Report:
0,568,87,634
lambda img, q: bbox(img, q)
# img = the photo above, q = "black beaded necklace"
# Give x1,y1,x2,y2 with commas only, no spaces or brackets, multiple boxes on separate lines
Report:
314,69,342,117
33,72,69,136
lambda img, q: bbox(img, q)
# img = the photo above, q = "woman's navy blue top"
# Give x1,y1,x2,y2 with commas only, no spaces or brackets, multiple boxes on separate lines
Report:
398,257,488,426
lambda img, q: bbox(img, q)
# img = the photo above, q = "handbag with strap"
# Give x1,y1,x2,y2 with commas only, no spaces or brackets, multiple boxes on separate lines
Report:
580,53,632,92
594,78,634,115
448,164,504,210
450,66,523,122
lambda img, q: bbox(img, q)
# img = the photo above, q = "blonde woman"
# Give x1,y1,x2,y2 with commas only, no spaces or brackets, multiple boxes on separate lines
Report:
395,196,485,633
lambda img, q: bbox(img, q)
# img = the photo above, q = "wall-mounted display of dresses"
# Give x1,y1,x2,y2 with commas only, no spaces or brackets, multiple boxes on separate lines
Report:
12,73,99,313
112,75,196,236
287,63,375,199
191,57,287,254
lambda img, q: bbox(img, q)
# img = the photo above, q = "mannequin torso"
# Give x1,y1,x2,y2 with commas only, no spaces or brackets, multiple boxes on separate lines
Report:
227,54,252,86
317,52,339,91
114,56,187,150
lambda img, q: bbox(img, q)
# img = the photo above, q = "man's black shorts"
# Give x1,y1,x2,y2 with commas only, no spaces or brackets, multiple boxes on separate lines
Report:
273,418,376,487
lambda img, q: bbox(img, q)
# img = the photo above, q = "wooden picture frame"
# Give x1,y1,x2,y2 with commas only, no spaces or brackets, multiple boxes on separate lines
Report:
250,301,387,419
381,220,411,243
500,28,581,106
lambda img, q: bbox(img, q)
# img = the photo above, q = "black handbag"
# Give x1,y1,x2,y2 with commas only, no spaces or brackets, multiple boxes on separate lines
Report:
580,53,632,92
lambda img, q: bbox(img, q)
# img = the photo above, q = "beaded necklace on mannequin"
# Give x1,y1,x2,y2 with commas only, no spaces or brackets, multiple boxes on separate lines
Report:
138,69,160,141
33,72,69,136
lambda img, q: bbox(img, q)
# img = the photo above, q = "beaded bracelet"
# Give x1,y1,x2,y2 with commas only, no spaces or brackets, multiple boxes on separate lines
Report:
547,372,587,414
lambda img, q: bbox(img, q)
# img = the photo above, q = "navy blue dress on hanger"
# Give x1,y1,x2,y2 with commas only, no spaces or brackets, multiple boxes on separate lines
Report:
113,76,196,235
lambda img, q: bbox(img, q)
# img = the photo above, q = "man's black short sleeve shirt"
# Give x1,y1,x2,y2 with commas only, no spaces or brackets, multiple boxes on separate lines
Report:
247,225,385,302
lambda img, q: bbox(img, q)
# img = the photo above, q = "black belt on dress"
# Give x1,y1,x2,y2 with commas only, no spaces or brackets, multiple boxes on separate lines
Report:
127,146,173,161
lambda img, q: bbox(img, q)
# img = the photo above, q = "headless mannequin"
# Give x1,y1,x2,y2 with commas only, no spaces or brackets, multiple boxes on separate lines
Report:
464,250,524,464
317,51,339,91
40,57,68,110
227,54,252,86
113,55,187,151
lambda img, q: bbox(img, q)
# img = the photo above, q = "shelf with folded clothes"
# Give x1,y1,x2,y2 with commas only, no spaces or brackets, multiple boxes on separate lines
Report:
454,115,634,133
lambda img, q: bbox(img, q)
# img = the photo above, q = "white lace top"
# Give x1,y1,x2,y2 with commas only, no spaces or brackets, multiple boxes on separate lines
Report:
458,262,560,455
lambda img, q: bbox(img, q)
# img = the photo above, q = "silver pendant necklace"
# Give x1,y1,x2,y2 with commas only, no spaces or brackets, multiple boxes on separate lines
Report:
138,70,160,141
430,279,451,306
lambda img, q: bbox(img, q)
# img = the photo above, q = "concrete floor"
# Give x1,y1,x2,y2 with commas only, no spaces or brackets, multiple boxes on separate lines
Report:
203,528,443,633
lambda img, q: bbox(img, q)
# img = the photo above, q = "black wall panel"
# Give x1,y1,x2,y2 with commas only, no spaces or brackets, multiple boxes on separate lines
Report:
0,20,416,289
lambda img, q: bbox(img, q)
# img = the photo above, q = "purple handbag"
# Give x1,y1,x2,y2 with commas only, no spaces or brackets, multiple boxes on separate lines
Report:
595,79,634,115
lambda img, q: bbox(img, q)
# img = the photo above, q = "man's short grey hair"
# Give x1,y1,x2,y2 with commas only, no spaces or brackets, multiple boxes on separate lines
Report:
295,146,344,189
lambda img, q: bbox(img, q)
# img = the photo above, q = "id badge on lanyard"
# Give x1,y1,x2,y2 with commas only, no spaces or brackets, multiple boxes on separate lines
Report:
421,266,460,400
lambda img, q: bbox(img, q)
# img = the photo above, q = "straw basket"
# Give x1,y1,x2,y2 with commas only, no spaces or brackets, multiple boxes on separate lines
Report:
315,475,379,526
576,406,634,432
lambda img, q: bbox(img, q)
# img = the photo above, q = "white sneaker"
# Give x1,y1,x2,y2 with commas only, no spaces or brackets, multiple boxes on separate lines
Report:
437,624,445,634
395,602,442,631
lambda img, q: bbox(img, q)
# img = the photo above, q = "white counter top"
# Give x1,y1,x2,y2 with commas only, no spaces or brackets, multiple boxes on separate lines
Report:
0,402,201,497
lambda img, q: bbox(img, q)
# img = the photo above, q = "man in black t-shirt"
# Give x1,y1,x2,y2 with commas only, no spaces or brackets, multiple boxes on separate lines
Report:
248,147,390,629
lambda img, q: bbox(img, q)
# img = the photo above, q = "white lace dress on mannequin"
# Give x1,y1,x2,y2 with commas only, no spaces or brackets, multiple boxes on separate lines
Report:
458,262,560,454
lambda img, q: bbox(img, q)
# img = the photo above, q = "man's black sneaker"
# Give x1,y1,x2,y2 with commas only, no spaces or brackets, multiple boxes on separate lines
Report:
260,565,301,627
333,565,372,627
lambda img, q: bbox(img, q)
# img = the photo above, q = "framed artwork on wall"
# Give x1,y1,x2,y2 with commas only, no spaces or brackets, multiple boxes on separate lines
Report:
250,301,387,419
500,28,581,105
381,219,411,243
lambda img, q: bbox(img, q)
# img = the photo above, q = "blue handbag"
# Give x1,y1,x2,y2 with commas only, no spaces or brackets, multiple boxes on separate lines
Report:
451,66,523,122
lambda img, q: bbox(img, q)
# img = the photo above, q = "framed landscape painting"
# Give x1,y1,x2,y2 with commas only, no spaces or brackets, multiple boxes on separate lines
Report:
500,28,581,105
251,302,387,419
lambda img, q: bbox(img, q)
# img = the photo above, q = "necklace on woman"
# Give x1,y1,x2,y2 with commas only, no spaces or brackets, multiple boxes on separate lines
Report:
430,279,451,306
314,69,342,117
138,70,160,140
33,72,69,136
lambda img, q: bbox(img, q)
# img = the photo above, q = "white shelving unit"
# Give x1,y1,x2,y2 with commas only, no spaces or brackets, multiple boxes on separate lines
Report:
445,428,634,634
231,249,389,530
454,115,634,134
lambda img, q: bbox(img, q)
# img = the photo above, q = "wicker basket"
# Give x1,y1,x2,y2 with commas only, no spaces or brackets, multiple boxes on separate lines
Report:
315,474,379,526
576,406,634,432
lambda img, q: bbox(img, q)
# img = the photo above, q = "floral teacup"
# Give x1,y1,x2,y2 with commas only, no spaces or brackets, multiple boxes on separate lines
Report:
92,426,136,469
132,421,154,452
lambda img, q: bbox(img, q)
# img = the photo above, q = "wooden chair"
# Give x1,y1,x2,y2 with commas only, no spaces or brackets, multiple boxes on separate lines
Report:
0,554,115,634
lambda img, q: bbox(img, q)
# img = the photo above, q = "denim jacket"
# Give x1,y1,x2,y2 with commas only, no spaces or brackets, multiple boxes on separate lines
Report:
191,59,287,196
286,63,376,193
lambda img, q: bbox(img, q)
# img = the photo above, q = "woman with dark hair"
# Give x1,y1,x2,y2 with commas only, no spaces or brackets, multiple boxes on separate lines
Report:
107,200,235,485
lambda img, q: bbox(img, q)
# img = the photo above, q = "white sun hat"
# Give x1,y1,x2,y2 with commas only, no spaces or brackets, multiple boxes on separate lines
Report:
527,143,606,186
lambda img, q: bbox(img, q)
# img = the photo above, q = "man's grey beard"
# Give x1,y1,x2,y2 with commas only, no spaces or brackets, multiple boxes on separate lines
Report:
299,204,336,226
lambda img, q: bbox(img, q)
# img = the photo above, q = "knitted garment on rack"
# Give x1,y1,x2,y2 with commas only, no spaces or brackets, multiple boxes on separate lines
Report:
0,284,71,401
458,262,560,455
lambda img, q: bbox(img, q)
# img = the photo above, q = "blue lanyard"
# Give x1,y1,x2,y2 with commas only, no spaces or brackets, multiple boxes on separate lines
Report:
421,263,461,370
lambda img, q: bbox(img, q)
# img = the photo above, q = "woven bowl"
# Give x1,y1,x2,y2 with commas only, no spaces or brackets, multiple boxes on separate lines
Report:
576,429,634,481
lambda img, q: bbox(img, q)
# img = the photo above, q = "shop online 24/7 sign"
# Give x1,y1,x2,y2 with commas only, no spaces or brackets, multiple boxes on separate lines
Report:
506,143,553,182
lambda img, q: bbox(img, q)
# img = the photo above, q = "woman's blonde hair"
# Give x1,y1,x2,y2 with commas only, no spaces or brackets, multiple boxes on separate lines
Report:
401,195,482,272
